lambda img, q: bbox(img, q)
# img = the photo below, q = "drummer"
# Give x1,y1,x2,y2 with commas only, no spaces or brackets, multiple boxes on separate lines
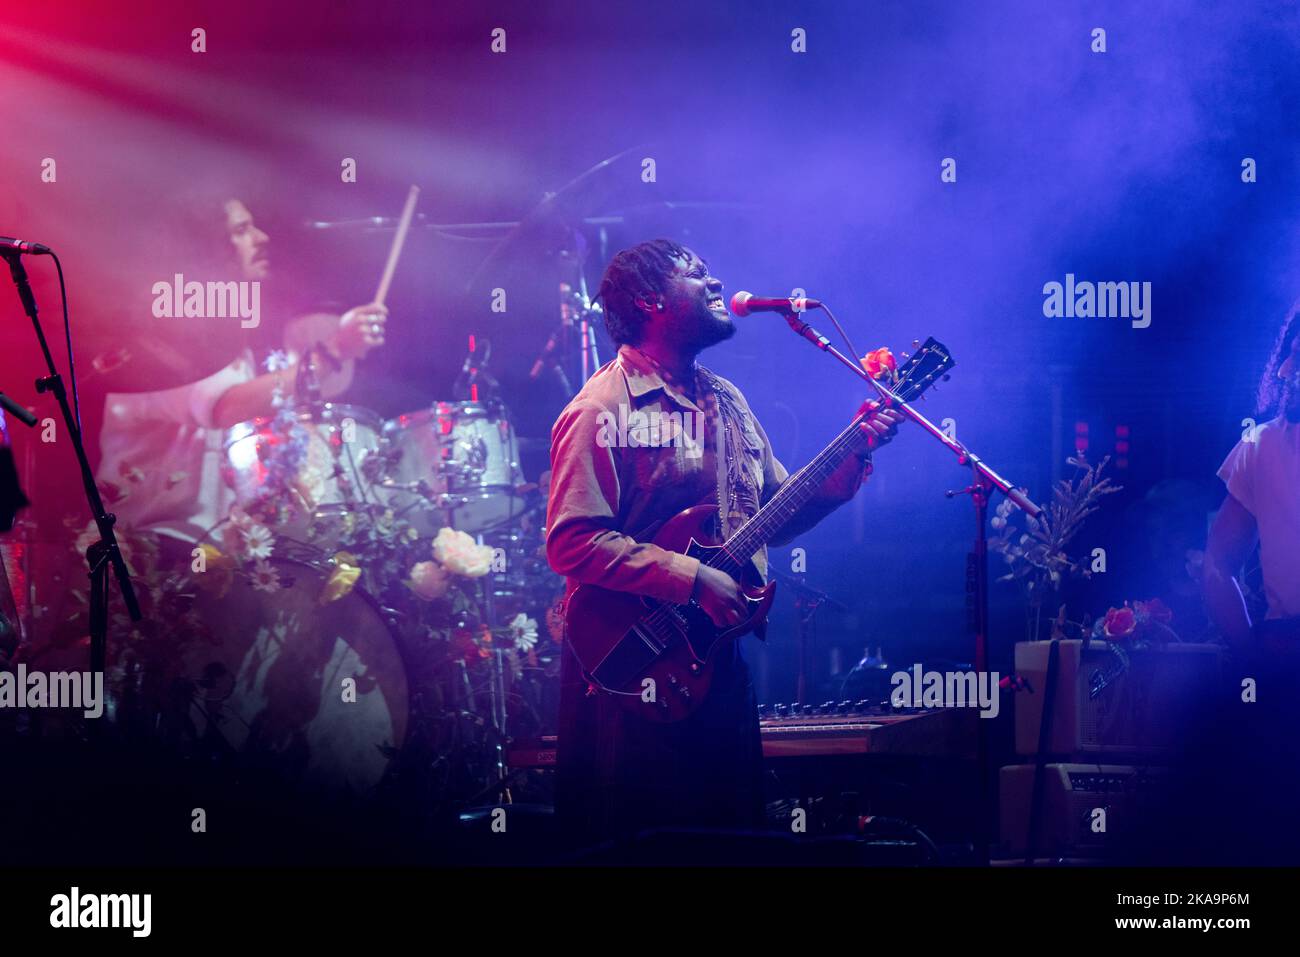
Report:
95,195,388,545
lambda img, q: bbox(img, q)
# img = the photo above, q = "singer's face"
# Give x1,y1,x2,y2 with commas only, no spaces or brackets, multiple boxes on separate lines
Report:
224,199,270,281
655,249,734,351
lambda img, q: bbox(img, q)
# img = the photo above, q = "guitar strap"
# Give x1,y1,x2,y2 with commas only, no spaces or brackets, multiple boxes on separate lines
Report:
713,385,731,538
700,368,745,539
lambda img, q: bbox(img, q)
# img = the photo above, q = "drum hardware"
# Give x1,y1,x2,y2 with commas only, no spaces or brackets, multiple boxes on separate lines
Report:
378,401,528,535
484,648,511,803
452,335,501,405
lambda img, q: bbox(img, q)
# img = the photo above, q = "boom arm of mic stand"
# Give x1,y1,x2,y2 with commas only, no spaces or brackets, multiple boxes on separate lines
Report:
783,304,1032,868
781,311,1040,518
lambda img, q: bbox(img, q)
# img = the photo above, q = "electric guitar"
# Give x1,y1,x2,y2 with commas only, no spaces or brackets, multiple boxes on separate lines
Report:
564,337,955,721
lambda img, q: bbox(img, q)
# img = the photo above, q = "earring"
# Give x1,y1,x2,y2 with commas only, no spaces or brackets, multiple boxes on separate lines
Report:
655,303,664,311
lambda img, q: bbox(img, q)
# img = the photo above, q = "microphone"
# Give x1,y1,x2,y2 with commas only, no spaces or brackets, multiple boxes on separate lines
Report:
0,393,38,429
529,328,563,379
729,291,821,317
0,237,52,256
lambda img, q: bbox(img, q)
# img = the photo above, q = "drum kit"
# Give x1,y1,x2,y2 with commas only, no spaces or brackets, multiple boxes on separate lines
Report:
175,386,558,805
71,182,573,812
220,397,529,545
53,151,750,815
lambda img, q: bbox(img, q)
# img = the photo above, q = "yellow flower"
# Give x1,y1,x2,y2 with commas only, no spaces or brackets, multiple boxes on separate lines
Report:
192,543,235,599
320,552,362,604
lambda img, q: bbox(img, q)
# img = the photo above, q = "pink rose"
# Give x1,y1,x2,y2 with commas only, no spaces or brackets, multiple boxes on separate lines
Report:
432,527,494,578
406,560,451,600
1103,606,1136,639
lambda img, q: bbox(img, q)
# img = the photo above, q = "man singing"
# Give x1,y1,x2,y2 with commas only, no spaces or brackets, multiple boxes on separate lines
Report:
545,239,902,847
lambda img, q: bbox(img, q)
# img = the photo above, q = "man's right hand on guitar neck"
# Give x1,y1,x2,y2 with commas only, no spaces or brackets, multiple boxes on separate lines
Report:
692,564,749,628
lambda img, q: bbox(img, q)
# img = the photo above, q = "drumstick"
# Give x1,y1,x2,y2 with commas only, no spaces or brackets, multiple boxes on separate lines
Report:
373,184,420,306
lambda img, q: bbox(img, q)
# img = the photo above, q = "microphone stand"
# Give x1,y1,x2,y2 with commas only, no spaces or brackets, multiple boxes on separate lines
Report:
772,570,847,706
3,251,141,678
779,307,1040,865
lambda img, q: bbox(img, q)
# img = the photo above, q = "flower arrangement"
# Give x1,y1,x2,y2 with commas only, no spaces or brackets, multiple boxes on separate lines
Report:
1093,597,1178,646
990,454,1122,643
65,502,546,684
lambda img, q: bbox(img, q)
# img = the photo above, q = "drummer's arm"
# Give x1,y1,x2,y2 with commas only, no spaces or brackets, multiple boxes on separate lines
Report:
211,364,297,429
209,358,354,430
210,304,385,429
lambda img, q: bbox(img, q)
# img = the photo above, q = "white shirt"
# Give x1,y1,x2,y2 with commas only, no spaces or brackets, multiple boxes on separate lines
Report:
1217,416,1300,619
96,353,255,544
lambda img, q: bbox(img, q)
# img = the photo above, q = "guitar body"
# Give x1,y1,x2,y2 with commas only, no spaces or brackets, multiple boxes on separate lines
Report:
560,335,954,724
564,504,775,723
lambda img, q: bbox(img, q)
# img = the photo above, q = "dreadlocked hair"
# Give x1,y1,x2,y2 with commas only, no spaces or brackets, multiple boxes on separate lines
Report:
1257,296,1300,419
594,238,690,345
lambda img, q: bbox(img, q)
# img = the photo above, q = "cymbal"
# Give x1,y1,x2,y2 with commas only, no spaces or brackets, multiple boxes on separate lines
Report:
465,144,651,292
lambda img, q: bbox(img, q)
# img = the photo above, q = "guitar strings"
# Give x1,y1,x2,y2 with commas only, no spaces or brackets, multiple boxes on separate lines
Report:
636,348,941,647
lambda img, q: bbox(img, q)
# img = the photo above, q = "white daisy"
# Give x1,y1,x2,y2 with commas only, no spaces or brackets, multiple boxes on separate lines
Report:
241,524,275,560
250,560,281,593
509,613,539,652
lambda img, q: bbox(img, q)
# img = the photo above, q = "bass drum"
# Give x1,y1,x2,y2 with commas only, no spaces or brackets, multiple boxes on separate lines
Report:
187,554,407,794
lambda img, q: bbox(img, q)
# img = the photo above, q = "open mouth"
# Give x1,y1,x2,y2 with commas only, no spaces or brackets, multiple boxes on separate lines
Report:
707,297,728,315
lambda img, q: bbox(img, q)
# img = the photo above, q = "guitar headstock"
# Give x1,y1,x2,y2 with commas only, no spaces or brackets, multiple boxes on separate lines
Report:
871,337,954,404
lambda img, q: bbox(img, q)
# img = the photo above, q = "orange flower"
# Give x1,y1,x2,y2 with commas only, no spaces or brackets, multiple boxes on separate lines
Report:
861,347,897,379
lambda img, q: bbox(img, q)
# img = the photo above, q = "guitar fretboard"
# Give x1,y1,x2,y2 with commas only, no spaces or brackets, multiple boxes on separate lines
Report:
703,339,951,579
706,417,867,578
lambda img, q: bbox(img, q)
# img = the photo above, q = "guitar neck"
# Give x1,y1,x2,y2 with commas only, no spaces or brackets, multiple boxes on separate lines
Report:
706,415,868,576
701,336,953,578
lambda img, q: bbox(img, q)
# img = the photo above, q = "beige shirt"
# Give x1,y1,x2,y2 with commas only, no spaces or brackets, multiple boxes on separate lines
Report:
545,344,867,607
96,353,255,543
1218,416,1300,619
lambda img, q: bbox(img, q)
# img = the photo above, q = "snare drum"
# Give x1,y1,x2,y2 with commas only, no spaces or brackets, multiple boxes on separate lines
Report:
223,403,383,544
381,402,527,533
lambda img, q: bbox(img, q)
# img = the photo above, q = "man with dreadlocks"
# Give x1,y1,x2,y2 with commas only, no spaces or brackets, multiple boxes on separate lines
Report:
545,239,903,848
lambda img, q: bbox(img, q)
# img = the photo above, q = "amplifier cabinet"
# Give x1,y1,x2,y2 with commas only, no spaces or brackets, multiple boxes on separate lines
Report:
999,763,1169,858
1014,640,1221,756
